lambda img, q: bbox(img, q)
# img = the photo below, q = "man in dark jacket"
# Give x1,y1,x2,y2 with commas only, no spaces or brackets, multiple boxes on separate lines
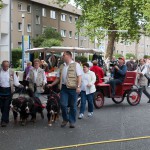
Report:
106,57,127,96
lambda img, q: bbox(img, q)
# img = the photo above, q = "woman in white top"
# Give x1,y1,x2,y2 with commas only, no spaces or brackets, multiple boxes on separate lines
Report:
78,63,96,119
137,58,150,103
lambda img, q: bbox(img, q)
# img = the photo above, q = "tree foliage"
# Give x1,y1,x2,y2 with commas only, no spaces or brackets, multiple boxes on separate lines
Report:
40,39,62,47
0,0,3,9
32,27,63,47
57,0,149,59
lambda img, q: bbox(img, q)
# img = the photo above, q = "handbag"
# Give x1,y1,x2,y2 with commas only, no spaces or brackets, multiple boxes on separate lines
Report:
145,73,150,80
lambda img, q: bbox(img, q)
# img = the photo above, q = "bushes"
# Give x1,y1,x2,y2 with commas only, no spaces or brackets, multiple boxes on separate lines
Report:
126,53,136,59
12,48,22,68
113,53,123,59
75,56,87,64
144,55,150,59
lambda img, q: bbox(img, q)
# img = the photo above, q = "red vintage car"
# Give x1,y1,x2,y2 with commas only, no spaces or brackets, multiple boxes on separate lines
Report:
94,71,141,109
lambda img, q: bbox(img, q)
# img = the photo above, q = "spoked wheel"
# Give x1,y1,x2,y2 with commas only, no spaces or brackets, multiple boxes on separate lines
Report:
112,97,124,104
94,91,104,109
127,89,140,106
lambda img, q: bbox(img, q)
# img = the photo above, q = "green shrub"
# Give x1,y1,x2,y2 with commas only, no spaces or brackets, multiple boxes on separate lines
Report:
89,54,93,61
12,48,22,68
144,55,150,59
126,53,136,59
113,53,123,59
75,56,87,64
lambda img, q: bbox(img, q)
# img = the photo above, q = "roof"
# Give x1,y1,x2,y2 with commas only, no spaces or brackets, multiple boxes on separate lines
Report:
30,0,82,15
25,46,103,54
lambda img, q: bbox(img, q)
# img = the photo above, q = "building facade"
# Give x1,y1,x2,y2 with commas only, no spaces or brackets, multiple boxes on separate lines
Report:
11,0,94,51
114,35,150,59
0,0,11,63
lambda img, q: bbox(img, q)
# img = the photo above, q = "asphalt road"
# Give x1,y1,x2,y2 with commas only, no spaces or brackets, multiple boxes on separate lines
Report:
0,88,150,150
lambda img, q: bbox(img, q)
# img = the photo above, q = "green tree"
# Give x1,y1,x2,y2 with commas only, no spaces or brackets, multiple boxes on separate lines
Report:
57,0,149,59
32,27,63,47
40,39,62,47
0,0,3,9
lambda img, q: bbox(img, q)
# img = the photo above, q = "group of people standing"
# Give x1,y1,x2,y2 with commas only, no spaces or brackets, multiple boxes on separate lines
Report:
108,56,150,102
47,51,104,128
0,52,150,128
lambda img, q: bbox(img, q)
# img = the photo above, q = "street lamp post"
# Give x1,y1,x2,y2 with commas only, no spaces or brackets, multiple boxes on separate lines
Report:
22,13,25,70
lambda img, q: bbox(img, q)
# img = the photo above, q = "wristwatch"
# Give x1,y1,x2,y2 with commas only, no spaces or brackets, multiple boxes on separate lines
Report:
77,85,80,88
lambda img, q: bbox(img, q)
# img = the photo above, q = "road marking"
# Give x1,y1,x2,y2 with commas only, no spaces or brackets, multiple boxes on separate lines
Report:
38,136,150,150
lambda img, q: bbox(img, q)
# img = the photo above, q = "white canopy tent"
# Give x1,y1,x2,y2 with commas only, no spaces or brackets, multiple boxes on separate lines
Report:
25,46,102,53
25,46,103,60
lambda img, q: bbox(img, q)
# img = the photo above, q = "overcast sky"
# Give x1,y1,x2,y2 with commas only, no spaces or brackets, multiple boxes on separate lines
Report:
69,0,76,6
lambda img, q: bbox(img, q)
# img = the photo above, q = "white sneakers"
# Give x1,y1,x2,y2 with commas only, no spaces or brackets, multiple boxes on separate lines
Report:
78,113,84,119
78,112,93,119
88,112,93,117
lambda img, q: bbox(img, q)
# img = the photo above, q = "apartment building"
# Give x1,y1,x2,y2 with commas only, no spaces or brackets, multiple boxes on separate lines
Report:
114,35,150,59
0,0,11,63
11,0,94,50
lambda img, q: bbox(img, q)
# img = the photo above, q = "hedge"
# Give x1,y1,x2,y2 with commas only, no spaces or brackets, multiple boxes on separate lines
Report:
75,56,87,64
12,48,22,68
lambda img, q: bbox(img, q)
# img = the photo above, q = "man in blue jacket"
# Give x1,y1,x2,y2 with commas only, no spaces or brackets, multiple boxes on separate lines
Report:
106,57,127,96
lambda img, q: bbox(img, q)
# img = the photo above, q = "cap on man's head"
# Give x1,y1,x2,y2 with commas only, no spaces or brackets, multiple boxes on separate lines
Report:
92,60,98,65
118,57,125,62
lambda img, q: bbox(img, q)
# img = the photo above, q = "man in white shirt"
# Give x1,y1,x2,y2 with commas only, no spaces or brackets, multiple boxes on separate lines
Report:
0,60,22,127
48,51,82,128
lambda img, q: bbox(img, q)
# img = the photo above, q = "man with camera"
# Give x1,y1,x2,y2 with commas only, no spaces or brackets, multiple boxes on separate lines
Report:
106,57,127,96
109,56,118,78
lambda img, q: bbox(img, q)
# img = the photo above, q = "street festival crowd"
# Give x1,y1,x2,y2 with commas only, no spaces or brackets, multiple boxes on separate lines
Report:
0,51,150,128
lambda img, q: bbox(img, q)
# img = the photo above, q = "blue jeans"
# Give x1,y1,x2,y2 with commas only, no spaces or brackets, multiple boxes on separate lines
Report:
138,86,150,99
80,91,94,114
106,79,123,95
60,85,78,124
0,96,11,123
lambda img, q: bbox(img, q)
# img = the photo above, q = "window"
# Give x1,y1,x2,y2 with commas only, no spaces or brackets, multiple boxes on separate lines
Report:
80,40,83,47
61,14,66,21
69,31,72,38
61,30,66,37
18,22,22,31
27,4,31,13
18,3,22,11
50,10,56,19
75,17,78,23
75,33,78,39
69,15,72,23
36,15,40,24
18,42,22,48
42,8,46,17
42,26,47,33
27,24,31,32
124,41,130,46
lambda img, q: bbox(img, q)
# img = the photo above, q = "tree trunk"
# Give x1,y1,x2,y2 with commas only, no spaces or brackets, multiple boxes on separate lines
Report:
105,31,117,59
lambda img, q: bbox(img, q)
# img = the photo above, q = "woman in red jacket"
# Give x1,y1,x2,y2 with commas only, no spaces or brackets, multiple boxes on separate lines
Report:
90,60,104,85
